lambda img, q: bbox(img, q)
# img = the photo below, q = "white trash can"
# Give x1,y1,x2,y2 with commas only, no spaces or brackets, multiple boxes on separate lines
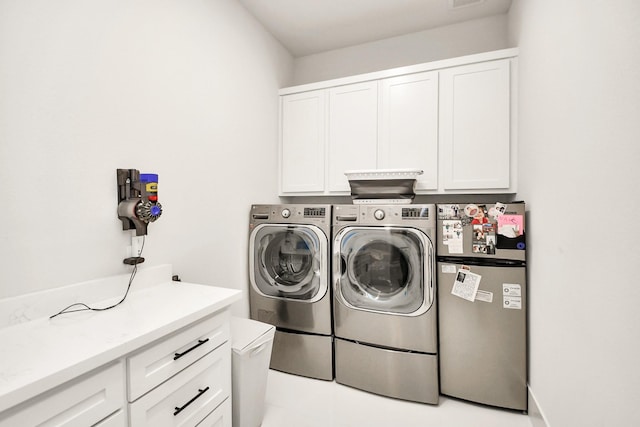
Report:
230,317,275,427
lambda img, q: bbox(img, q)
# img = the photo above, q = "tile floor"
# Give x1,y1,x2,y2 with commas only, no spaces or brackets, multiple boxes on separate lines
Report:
261,370,532,427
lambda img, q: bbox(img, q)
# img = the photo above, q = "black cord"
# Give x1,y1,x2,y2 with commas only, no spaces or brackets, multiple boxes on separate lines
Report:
50,236,145,319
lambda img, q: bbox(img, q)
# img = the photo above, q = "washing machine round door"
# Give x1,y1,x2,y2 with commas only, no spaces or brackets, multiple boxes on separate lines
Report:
336,227,433,315
250,224,328,302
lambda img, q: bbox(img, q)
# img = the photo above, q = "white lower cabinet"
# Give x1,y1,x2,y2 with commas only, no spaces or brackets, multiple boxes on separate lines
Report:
195,398,231,427
0,314,232,427
0,278,240,427
127,312,229,402
129,344,231,427
127,312,232,427
96,410,127,427
0,362,124,427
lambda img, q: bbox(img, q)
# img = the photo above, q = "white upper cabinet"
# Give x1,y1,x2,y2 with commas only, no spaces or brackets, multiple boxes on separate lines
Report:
327,82,378,192
439,59,511,190
378,72,439,191
280,90,327,193
278,49,517,195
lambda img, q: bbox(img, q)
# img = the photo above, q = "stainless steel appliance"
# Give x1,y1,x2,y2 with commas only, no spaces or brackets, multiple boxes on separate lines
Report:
332,204,438,404
248,204,333,380
437,202,527,411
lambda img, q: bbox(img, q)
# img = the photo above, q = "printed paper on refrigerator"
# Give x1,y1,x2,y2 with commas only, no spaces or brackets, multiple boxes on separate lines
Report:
451,269,482,302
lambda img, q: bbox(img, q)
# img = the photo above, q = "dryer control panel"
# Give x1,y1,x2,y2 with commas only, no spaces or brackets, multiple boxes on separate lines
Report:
333,205,435,228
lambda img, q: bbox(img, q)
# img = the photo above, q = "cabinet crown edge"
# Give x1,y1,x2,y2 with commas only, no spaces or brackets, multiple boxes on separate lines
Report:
279,48,518,95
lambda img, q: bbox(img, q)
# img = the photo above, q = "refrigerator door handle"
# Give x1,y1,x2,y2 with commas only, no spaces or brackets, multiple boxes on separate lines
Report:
437,256,525,267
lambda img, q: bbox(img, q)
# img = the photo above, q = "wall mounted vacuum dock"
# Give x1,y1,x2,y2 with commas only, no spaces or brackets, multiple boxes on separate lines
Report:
116,169,163,236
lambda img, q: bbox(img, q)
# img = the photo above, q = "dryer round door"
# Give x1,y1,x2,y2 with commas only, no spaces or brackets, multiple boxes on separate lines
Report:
250,223,328,302
334,226,434,315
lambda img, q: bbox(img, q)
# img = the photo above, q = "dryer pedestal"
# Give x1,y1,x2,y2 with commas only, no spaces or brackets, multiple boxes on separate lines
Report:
270,329,333,380
334,338,439,404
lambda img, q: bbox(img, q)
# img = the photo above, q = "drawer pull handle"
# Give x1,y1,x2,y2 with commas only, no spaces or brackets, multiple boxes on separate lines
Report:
173,386,210,416
173,338,209,360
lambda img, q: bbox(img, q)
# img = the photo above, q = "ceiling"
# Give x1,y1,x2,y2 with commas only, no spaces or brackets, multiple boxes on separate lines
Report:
237,0,513,57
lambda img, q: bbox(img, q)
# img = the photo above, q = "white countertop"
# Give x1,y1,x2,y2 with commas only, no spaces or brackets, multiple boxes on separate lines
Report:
0,278,242,413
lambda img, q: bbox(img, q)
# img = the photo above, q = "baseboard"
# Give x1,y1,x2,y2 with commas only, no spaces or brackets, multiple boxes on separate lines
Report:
528,386,549,427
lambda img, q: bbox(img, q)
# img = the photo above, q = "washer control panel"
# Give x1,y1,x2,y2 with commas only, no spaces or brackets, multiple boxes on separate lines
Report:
250,204,331,230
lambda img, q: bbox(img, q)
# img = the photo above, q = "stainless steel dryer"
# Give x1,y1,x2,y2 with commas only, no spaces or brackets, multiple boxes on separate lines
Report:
249,204,333,380
332,204,438,404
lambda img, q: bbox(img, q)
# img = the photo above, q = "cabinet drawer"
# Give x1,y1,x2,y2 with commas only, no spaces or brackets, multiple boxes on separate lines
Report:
0,362,124,427
128,311,230,401
95,409,127,427
129,342,231,427
195,397,231,427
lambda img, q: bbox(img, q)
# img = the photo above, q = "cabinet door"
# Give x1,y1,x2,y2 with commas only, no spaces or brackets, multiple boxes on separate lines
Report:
378,72,439,190
95,410,127,427
440,59,511,190
195,398,230,427
129,344,230,426
280,90,326,193
127,311,229,401
0,362,123,427
328,82,378,193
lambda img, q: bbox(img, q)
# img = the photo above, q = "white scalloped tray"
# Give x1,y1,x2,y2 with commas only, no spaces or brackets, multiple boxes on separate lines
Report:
344,169,423,180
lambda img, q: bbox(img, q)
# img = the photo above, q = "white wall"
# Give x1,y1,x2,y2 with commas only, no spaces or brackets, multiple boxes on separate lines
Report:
0,0,292,316
292,14,509,85
508,1,640,426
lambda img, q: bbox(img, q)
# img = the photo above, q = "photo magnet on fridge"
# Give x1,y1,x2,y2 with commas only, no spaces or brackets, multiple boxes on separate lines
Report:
496,214,526,250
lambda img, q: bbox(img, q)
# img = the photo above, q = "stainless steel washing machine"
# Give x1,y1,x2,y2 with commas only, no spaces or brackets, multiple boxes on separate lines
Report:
332,204,438,404
249,204,333,380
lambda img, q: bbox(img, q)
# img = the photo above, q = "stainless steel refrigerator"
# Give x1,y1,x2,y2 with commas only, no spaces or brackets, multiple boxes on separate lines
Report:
436,202,527,411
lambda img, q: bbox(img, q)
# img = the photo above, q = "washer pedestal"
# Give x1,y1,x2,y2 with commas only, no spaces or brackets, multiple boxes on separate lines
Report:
334,337,439,404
